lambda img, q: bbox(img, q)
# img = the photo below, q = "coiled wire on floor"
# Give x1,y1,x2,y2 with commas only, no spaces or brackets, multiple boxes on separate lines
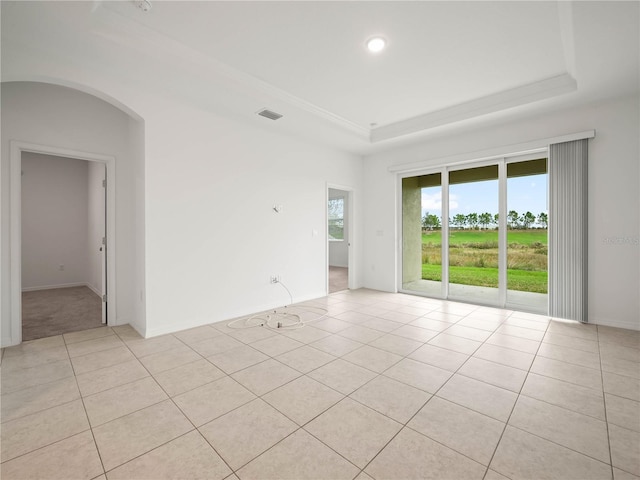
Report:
227,280,328,330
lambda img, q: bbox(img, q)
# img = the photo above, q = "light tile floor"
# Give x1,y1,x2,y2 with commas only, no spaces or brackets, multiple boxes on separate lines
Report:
1,289,639,480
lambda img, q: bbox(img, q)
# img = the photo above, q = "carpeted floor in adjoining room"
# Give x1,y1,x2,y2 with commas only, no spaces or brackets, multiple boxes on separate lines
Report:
21,286,103,341
329,266,348,293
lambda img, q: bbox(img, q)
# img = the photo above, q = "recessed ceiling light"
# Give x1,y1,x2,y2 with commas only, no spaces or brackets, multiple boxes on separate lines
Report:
366,37,387,53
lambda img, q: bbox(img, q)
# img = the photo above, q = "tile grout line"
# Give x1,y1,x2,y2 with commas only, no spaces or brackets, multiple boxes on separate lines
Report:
163,326,366,478
64,332,108,478
596,324,616,480
1,333,110,468
106,328,240,477
91,326,163,476
0,363,76,397
123,305,636,478
208,305,615,477
146,299,634,478
480,309,553,479
4,292,637,479
500,423,614,470
197,345,364,476
114,318,344,473
476,318,635,474
141,331,252,445
513,378,607,423
354,307,517,478
197,301,470,478
220,307,394,475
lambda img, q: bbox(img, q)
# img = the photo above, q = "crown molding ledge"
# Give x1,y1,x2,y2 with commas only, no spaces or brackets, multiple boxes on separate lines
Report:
92,3,369,139
89,4,577,146
371,73,578,143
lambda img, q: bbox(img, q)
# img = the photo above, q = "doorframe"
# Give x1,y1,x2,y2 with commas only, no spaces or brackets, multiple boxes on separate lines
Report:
9,140,117,346
326,183,355,294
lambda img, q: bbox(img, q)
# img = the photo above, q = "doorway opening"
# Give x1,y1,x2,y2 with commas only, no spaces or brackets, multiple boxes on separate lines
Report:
328,188,350,293
9,141,115,346
21,152,107,341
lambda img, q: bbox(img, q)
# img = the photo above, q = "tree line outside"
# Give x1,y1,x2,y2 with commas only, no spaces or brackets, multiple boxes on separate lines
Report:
422,211,548,230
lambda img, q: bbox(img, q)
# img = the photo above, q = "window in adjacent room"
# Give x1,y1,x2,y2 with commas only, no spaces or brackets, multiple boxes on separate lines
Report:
328,196,345,240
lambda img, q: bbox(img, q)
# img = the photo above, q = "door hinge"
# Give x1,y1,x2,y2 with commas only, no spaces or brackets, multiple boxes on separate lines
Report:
102,294,108,302
102,179,106,188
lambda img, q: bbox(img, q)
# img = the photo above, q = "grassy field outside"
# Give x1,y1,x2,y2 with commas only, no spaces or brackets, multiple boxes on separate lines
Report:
420,229,548,293
422,229,548,246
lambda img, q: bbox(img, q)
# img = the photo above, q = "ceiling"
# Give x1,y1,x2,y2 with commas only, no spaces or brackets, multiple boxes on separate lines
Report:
1,1,638,154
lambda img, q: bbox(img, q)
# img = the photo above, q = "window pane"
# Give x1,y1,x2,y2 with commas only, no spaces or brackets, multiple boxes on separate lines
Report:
328,197,344,239
448,166,499,305
506,159,548,313
402,173,442,296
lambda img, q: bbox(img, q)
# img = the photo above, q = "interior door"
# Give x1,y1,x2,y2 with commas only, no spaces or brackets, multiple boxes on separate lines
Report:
328,188,349,293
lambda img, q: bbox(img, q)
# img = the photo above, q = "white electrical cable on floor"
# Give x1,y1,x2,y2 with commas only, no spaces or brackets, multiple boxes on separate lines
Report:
227,280,328,330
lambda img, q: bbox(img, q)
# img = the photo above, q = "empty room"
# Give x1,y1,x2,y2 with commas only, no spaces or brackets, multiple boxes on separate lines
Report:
1,1,638,480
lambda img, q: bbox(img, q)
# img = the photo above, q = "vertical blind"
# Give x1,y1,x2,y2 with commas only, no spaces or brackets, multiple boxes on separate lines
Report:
549,139,589,322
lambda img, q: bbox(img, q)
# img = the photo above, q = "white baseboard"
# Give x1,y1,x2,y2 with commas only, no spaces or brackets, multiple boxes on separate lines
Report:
86,283,102,297
22,282,88,292
143,290,327,339
114,316,146,338
592,317,640,331
1,336,19,348
543,315,638,331
128,320,146,338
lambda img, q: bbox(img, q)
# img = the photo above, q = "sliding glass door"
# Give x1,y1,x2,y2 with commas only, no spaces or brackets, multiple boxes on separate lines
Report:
400,154,548,314
448,165,500,304
506,159,548,311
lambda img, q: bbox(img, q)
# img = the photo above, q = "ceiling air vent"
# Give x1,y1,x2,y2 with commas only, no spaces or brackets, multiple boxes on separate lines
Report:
257,109,283,121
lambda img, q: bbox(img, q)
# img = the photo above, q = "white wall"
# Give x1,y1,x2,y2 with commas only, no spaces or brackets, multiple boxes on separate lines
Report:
1,83,363,340
363,94,640,331
21,153,89,290
142,95,363,337
0,4,362,340
1,82,143,345
87,161,105,296
131,117,147,336
328,188,349,268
